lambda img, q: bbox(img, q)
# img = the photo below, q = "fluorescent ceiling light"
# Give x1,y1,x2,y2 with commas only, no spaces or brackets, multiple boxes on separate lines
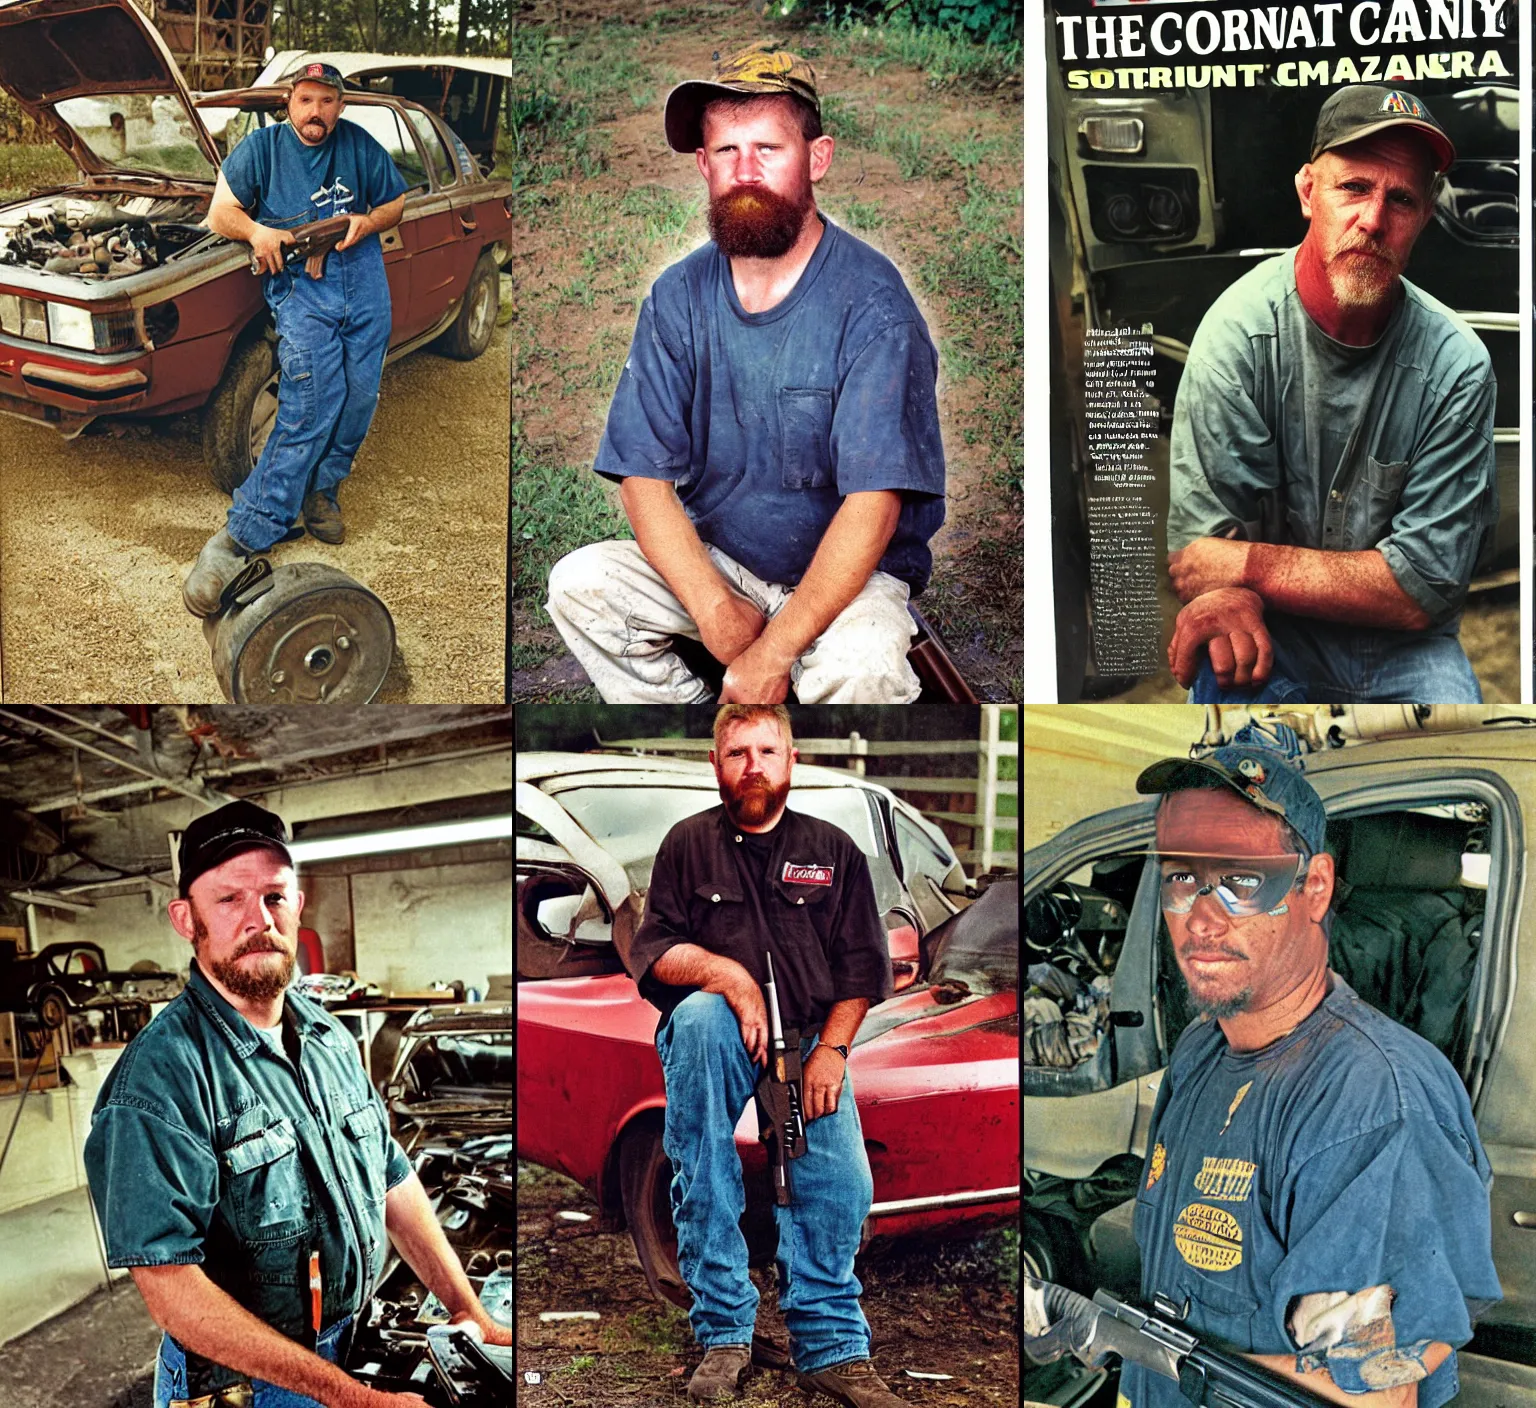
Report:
288,815,512,863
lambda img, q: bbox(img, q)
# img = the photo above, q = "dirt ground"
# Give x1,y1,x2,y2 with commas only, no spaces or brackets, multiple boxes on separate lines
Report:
517,1161,1020,1406
0,304,509,703
510,1,1022,700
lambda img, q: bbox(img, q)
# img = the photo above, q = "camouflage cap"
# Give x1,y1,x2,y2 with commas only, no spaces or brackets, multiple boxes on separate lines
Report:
1310,84,1455,174
664,43,820,153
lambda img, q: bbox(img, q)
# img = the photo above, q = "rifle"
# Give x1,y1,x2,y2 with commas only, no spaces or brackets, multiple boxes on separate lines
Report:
249,213,354,279
1036,1282,1331,1408
754,951,805,1207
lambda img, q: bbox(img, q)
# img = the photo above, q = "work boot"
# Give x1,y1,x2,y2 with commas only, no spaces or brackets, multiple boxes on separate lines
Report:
302,491,344,544
687,1345,753,1402
182,527,255,618
798,1359,906,1406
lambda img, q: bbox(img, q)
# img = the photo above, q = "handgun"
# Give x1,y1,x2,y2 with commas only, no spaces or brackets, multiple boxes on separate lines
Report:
754,950,805,1207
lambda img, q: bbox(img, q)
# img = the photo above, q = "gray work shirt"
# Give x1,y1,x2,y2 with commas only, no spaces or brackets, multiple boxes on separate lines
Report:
1167,250,1497,628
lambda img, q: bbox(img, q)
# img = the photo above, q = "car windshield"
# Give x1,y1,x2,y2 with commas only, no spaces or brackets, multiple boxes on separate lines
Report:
55,95,215,178
553,783,902,913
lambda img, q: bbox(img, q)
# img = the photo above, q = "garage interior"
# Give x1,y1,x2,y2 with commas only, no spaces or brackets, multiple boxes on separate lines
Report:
0,704,512,1407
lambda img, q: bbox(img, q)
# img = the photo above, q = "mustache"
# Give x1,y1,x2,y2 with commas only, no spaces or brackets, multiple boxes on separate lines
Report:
1336,237,1396,264
1182,946,1247,962
234,935,287,957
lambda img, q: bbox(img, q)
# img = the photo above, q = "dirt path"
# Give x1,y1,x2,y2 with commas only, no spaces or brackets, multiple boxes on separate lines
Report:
510,1,1022,700
0,316,509,702
517,1161,1019,1406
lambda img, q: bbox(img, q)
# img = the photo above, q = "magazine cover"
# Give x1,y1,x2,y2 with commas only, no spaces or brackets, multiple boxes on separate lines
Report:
1042,0,1523,705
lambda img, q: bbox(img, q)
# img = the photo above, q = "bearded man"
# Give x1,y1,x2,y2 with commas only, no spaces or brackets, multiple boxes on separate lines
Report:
622,705,904,1405
1162,85,1497,704
545,44,946,704
83,800,508,1408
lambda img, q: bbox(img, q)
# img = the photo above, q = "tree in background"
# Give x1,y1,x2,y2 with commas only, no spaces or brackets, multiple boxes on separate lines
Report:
270,0,508,57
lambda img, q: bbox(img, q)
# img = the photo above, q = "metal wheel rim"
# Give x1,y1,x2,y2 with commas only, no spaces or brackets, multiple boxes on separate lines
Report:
468,275,495,344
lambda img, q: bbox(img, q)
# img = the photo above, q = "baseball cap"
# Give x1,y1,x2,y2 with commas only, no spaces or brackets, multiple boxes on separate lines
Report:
285,61,347,96
664,43,820,154
1135,722,1327,858
177,800,293,898
1310,84,1455,174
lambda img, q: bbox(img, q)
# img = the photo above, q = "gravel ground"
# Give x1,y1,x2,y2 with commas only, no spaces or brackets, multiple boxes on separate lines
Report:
0,309,509,702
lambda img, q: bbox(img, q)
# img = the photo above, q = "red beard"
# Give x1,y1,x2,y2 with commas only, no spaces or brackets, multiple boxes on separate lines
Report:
707,184,810,259
721,773,790,827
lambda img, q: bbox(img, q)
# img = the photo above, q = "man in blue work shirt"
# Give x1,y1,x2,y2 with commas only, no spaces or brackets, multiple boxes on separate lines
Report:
184,62,408,616
1162,86,1497,703
83,800,509,1407
545,44,946,704
1025,725,1501,1407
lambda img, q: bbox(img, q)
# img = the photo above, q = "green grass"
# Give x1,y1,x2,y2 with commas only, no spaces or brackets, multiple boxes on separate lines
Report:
813,11,1022,92
0,144,76,204
823,196,887,232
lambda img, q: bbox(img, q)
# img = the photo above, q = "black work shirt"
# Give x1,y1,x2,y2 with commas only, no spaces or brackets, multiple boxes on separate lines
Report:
628,803,893,1031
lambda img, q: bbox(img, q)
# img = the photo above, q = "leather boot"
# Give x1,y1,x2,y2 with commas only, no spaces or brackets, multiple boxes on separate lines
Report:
302,491,344,544
687,1344,753,1402
182,527,255,617
798,1359,906,1406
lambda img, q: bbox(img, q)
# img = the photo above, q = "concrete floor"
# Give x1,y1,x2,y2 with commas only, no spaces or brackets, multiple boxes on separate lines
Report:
0,1273,157,1408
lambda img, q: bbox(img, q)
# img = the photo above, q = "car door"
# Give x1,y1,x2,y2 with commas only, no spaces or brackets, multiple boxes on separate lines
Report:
401,108,482,313
334,103,422,344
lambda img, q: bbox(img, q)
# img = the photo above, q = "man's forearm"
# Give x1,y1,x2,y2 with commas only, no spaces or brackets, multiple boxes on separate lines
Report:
753,490,902,665
620,477,738,621
384,1172,484,1322
361,195,405,235
207,199,263,244
818,997,869,1049
1245,1349,1440,1408
1244,543,1432,630
130,1264,359,1407
650,942,752,993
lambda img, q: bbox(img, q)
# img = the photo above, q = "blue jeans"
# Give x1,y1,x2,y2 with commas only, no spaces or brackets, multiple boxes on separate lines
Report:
153,1315,352,1407
227,246,392,552
1189,613,1481,704
655,991,873,1374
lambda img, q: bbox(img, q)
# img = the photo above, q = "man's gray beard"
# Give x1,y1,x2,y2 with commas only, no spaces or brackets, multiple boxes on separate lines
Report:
1330,255,1397,309
193,914,295,1002
1188,984,1254,1020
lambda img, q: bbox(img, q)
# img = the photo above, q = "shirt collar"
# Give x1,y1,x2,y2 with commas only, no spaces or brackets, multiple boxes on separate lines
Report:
186,959,334,1057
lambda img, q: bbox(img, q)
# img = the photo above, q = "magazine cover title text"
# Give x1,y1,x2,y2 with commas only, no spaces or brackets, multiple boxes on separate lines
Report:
1055,1,1511,90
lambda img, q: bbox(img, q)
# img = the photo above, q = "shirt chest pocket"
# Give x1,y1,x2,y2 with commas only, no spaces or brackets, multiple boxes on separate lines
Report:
1348,456,1408,549
222,1116,309,1244
770,876,833,943
340,1103,389,1210
779,387,835,490
690,881,745,945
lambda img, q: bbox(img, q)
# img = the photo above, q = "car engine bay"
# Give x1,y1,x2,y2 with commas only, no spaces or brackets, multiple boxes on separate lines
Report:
0,195,214,280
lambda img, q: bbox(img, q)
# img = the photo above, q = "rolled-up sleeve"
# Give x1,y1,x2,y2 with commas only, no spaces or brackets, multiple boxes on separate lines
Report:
1376,365,1497,625
84,1104,219,1266
1167,351,1283,552
829,846,895,1006
627,826,692,998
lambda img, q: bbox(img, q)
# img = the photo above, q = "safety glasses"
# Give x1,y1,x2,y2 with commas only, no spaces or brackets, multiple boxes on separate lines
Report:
1156,853,1309,917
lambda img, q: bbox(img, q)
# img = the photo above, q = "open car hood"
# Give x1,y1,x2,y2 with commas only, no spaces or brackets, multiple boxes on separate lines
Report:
0,0,221,177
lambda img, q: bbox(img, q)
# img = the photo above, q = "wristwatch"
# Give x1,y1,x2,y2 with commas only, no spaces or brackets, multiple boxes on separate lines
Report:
828,1043,850,1060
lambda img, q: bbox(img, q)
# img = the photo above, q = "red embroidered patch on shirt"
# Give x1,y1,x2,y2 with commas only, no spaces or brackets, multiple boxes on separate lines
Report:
782,862,833,886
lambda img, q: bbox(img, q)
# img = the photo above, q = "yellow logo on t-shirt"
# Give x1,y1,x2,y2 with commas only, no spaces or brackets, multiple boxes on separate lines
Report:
1173,1201,1243,1271
1193,1156,1257,1203
1116,1394,1132,1408
1146,1142,1167,1191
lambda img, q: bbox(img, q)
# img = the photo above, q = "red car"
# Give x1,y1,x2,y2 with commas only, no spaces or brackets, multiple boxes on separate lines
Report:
0,0,511,492
516,872,1020,1312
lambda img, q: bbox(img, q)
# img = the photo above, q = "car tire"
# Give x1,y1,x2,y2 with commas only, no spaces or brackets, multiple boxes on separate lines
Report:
1022,1210,1088,1292
432,252,499,362
618,1122,691,1311
201,335,279,496
32,986,68,1031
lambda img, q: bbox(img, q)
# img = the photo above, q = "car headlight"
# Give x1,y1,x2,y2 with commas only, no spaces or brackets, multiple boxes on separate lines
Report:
0,293,18,336
20,297,45,342
47,302,95,351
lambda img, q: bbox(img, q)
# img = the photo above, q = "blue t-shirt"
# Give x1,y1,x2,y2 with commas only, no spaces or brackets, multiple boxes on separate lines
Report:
593,217,946,593
1122,976,1500,1408
222,119,408,250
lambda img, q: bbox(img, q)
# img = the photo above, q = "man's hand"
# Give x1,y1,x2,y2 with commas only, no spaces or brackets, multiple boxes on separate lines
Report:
450,1309,513,1349
802,1045,844,1121
720,637,793,703
721,970,768,1066
1168,535,1251,604
248,224,297,275
334,212,374,253
698,592,767,666
1168,587,1273,690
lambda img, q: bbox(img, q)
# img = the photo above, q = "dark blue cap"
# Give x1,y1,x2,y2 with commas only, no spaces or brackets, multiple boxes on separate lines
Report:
1135,721,1327,857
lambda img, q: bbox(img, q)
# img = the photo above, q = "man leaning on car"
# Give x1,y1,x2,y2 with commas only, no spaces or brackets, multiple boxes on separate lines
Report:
184,61,407,617
1025,724,1501,1407
620,704,909,1405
